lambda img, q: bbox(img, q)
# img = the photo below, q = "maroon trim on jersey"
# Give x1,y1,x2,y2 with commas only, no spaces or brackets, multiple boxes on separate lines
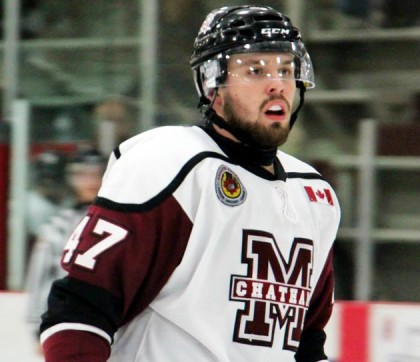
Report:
68,195,192,322
294,247,334,361
303,247,334,330
43,330,110,362
42,195,193,345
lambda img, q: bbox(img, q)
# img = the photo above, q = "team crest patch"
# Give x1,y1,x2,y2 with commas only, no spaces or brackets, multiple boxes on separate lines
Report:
215,165,247,207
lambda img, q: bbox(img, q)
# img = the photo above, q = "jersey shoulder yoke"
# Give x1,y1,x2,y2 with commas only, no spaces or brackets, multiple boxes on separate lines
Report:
98,126,223,205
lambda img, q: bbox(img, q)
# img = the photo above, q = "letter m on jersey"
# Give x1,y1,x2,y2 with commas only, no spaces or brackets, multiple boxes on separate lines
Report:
229,230,314,351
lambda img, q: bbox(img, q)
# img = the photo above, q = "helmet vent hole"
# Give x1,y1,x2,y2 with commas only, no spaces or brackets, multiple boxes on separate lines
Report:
224,30,237,37
253,14,284,22
238,29,254,37
230,19,246,27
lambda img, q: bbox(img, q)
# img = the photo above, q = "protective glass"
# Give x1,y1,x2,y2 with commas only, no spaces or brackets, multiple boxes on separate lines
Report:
198,40,315,96
226,53,298,84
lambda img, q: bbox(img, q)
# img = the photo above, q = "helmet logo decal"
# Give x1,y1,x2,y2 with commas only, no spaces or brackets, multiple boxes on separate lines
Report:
215,165,247,206
261,28,290,36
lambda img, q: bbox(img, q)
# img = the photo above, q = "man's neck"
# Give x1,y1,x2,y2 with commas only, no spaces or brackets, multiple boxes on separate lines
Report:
213,123,277,174
201,119,285,182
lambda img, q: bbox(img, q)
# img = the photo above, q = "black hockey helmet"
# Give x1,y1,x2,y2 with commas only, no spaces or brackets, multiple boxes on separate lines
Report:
190,5,314,128
34,150,67,185
66,147,106,174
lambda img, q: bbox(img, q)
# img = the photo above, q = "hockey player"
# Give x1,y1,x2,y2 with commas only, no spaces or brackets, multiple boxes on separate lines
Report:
26,148,106,342
26,150,68,252
40,6,340,362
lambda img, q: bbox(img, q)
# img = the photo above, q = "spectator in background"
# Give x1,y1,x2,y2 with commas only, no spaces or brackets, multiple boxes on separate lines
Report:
25,147,106,347
92,97,135,156
26,150,68,256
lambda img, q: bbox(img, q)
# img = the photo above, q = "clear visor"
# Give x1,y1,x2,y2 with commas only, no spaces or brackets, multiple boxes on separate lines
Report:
198,40,315,97
226,52,299,84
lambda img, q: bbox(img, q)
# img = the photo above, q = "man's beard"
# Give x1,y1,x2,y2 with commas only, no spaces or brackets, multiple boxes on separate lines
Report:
223,93,290,149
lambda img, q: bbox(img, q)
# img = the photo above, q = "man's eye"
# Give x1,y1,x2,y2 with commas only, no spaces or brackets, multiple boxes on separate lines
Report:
279,67,293,77
248,67,263,76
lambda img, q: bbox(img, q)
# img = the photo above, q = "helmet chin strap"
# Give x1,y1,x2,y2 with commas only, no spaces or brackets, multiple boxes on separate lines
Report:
290,81,306,130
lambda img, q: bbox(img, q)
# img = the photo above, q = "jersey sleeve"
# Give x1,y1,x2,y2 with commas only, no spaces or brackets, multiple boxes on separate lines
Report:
42,329,111,362
295,248,334,362
41,195,193,360
279,151,339,361
40,127,213,361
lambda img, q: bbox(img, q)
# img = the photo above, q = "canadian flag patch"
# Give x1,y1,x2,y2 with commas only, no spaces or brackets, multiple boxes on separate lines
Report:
304,186,334,206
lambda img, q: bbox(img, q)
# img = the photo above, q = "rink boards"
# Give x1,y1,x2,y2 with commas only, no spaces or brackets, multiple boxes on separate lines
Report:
1,292,419,361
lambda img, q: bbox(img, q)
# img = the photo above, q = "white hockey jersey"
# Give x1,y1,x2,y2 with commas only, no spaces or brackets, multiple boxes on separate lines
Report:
41,125,340,362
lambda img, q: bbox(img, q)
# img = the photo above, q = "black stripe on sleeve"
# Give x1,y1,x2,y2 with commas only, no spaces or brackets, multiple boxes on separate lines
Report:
40,276,123,342
287,172,326,181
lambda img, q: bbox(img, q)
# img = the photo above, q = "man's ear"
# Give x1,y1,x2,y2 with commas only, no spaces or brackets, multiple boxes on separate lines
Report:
209,90,222,107
207,89,215,99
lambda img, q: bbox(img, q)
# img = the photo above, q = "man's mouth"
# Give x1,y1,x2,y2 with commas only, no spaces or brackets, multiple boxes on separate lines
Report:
265,104,285,117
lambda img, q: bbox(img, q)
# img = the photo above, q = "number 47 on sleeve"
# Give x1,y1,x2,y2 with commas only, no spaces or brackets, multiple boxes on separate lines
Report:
62,216,128,270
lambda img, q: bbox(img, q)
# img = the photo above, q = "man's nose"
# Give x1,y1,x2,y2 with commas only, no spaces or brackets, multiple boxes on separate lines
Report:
265,78,286,96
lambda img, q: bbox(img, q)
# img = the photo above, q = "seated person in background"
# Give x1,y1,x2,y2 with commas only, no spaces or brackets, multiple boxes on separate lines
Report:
25,147,106,346
26,150,68,258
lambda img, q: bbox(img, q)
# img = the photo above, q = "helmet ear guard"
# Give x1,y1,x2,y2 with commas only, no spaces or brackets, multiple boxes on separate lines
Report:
195,59,222,100
202,59,221,89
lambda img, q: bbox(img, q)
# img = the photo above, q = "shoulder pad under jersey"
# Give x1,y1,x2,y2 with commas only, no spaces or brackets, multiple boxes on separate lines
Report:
98,126,223,205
